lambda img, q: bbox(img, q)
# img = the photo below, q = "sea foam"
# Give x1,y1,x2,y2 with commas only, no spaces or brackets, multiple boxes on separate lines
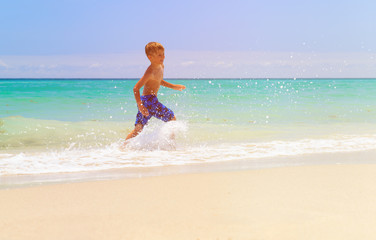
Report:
1,133,376,176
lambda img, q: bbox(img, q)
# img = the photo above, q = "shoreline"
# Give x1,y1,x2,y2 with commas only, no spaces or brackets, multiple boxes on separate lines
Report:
1,163,376,239
2,149,376,189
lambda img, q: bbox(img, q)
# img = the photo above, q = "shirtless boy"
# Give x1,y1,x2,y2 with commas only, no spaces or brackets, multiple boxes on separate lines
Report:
124,42,186,144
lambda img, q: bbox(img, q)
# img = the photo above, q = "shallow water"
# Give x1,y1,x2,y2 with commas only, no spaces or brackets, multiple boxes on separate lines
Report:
1,78,376,176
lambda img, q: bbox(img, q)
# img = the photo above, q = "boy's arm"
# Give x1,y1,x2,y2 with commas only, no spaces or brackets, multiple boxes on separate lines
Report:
133,74,150,116
161,80,186,91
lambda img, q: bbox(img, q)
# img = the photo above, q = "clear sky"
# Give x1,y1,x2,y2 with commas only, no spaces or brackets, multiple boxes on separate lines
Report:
1,0,375,78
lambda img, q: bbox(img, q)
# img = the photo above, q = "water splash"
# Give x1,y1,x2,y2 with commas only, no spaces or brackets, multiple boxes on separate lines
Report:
124,120,188,151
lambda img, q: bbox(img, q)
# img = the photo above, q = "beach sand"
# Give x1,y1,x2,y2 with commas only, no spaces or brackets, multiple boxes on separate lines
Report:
1,164,376,240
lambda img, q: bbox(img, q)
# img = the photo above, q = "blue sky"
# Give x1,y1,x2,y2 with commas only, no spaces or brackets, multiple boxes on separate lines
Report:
1,0,375,78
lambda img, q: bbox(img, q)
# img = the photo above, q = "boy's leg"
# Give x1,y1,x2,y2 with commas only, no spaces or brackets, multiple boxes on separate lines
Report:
167,116,176,140
126,105,150,142
125,123,144,141
120,124,144,150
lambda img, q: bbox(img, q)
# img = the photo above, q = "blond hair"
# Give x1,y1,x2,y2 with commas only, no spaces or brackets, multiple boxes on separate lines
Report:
145,42,164,56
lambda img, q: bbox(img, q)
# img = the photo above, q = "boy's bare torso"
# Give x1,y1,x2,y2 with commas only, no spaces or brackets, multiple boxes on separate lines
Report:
142,65,164,96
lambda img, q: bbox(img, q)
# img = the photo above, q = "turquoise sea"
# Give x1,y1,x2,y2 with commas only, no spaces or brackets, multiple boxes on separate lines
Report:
1,79,376,182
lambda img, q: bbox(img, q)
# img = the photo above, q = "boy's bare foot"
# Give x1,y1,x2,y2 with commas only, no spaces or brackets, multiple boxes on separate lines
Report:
119,141,129,151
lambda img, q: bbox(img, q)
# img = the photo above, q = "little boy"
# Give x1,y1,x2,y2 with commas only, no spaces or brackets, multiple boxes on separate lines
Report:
124,42,186,144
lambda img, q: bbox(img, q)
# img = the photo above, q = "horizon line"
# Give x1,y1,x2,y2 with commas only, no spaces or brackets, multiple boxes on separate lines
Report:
1,77,376,80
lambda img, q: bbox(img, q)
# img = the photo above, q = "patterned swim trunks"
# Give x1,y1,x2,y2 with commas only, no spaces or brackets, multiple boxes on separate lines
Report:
135,95,175,126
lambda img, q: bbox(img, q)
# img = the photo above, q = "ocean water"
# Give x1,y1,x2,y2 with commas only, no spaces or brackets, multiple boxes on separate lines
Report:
1,78,376,178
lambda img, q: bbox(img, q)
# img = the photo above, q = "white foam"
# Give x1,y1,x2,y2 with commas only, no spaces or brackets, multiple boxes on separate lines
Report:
124,120,188,151
1,133,376,176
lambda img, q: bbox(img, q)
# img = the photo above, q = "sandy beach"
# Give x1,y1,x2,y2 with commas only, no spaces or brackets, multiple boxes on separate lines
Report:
1,163,376,240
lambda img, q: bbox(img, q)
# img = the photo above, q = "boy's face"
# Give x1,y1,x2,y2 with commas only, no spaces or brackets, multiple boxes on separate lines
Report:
148,50,165,65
